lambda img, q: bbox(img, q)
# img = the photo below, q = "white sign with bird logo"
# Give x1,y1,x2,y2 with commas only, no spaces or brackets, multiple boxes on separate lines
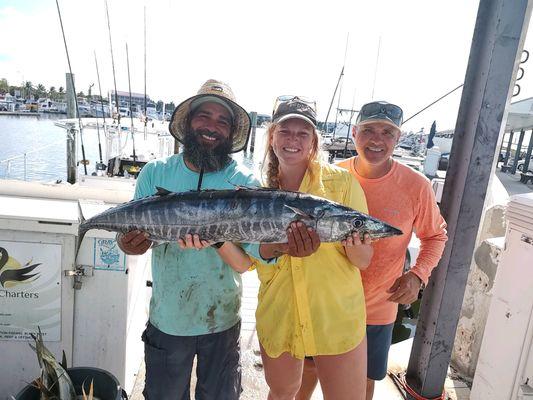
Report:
0,240,61,341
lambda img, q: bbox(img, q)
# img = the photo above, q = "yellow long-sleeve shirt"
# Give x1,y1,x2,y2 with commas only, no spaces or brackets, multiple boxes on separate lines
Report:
255,162,368,359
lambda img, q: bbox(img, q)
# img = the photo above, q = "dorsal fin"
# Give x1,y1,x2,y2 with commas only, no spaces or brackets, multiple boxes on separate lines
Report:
155,187,172,196
225,180,259,190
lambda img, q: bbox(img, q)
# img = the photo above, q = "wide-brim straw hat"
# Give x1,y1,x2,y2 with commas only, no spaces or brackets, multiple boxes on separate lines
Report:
169,79,251,153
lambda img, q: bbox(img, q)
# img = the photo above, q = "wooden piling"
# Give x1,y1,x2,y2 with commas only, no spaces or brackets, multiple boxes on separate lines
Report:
249,112,257,153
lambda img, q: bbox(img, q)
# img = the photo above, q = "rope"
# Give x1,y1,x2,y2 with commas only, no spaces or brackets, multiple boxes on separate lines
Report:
389,372,447,400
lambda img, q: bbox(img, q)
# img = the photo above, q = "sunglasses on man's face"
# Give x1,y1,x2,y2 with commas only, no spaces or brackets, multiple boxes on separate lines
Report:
358,102,403,126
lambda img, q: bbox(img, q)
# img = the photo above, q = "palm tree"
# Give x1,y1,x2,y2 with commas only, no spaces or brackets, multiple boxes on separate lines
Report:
36,84,46,99
58,86,65,101
0,78,9,94
49,86,57,100
24,81,34,100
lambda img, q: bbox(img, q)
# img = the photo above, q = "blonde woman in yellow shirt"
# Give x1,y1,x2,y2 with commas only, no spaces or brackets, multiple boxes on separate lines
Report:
255,96,373,400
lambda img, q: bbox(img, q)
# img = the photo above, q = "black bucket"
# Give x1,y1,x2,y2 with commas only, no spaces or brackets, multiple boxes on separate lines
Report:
15,367,126,400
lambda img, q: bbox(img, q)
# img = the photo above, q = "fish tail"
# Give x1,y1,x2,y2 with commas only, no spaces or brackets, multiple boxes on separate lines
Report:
76,211,88,260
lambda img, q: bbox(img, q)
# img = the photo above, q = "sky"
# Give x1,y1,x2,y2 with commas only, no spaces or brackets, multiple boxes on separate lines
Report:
1,0,533,133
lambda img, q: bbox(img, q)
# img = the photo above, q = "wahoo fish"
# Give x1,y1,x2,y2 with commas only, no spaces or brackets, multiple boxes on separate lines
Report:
78,187,402,246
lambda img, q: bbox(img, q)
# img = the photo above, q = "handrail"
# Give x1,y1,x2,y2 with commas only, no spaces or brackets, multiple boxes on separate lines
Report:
0,139,64,164
0,139,65,180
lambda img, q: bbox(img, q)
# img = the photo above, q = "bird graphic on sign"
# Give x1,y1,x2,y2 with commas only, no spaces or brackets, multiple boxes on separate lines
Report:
0,247,41,288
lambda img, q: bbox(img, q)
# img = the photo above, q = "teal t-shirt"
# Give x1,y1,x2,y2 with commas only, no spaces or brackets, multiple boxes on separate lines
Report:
134,153,261,336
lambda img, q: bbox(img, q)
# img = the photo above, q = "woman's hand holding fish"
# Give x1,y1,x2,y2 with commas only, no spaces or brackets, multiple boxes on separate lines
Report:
178,234,211,250
286,221,320,257
342,232,373,270
118,230,153,255
341,232,372,247
258,222,320,259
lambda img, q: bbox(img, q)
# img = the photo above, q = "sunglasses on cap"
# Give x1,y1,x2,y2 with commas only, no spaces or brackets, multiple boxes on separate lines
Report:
272,95,317,126
356,101,403,128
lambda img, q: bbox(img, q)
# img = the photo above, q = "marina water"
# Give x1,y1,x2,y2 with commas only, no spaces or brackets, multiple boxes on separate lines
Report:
0,115,266,183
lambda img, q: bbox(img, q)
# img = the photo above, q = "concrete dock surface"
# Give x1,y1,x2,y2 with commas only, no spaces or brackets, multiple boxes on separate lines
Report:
130,273,471,399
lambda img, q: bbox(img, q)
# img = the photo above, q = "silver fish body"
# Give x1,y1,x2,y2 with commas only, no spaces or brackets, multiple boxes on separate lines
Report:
79,188,402,244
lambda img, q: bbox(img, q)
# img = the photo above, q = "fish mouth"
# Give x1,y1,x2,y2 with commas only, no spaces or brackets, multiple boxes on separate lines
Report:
373,225,403,239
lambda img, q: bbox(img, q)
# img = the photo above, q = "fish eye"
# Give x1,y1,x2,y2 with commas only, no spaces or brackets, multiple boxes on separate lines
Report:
352,218,364,229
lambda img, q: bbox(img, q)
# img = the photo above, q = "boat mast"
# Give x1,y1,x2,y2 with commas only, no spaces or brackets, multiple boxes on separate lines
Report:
323,33,349,139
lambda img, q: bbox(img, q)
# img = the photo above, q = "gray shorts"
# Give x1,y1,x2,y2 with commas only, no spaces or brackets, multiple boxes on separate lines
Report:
366,323,394,380
142,321,242,400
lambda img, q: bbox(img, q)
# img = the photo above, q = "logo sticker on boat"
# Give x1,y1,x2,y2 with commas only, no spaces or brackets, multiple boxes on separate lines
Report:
93,238,126,271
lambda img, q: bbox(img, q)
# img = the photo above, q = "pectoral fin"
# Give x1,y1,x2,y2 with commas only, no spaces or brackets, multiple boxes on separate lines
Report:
284,205,313,220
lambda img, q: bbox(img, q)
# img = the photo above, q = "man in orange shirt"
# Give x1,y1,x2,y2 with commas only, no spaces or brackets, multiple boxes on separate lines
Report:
296,101,447,400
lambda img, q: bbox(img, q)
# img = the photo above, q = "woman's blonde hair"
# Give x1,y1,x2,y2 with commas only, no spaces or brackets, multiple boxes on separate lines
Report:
261,120,322,188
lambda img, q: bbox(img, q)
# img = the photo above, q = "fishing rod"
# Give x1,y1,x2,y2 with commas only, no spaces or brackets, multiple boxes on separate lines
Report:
126,43,137,165
143,5,148,140
105,0,120,126
323,33,349,136
94,51,107,127
55,0,88,175
94,51,107,172
371,36,381,100
403,84,464,124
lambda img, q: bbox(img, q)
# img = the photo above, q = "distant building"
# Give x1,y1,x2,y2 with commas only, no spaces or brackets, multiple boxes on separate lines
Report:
109,90,151,108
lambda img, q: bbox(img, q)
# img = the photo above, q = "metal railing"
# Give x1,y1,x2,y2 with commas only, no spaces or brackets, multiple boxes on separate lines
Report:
0,139,64,181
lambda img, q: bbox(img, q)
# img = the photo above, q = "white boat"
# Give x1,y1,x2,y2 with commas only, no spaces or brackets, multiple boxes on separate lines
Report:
37,98,67,113
431,129,454,153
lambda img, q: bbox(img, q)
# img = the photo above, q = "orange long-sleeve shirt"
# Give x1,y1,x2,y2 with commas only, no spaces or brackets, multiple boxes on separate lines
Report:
338,158,447,325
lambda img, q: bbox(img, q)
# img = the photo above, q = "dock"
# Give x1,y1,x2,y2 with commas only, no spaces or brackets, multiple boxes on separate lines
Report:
129,272,471,399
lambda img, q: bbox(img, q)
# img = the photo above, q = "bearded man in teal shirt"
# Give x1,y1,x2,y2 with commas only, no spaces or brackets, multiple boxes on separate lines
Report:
117,80,265,400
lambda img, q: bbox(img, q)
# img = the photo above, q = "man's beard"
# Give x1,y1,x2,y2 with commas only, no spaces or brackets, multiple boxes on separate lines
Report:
182,128,232,172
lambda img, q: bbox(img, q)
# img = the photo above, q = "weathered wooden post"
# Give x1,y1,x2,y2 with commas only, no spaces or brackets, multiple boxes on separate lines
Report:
66,73,76,119
66,73,77,183
406,0,533,398
249,112,257,154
